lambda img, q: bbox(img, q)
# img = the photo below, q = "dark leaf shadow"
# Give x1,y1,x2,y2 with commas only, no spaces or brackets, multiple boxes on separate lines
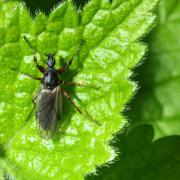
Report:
21,0,89,16
86,124,180,180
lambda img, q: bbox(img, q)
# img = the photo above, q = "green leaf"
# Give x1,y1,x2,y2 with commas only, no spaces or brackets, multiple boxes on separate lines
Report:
0,0,158,179
87,125,180,180
127,0,180,139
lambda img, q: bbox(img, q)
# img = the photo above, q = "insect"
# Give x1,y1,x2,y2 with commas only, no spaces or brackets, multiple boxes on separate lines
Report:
11,36,99,139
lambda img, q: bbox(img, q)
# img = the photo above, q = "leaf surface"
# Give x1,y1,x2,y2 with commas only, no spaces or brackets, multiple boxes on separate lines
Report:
0,0,157,179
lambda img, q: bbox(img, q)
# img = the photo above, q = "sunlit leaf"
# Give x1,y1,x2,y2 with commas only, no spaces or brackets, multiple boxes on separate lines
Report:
0,0,158,179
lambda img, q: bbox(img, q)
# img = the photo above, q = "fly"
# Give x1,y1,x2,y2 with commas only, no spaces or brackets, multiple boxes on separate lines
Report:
11,36,100,139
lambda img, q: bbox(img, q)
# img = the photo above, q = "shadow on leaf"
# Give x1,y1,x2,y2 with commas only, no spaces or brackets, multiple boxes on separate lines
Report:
87,124,180,180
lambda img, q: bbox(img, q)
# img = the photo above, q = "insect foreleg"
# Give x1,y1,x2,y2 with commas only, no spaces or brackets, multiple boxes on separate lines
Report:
33,55,45,73
56,58,73,74
23,36,45,73
56,40,84,74
10,67,41,81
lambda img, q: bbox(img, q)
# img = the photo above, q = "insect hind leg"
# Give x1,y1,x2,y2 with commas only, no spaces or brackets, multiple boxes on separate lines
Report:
26,90,38,121
26,104,36,122
62,89,101,126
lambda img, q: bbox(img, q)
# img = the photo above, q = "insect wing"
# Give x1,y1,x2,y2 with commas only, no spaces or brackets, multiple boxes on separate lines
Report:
36,86,62,139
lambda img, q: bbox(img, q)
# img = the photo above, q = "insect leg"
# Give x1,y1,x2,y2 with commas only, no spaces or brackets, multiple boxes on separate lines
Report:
23,36,45,73
26,91,38,121
62,89,82,114
56,40,84,74
62,81,86,87
10,67,41,81
56,59,73,74
33,55,45,73
61,81,99,90
62,89,101,126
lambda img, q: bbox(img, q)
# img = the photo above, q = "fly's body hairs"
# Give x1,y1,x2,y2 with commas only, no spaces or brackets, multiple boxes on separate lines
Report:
11,36,100,139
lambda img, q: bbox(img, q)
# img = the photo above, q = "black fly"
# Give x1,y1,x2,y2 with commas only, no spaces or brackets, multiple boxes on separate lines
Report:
11,36,99,139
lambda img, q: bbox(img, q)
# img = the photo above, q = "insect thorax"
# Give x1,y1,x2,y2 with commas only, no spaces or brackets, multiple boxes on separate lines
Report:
43,68,59,89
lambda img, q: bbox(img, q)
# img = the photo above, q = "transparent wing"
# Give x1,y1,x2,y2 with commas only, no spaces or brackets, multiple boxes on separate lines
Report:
36,86,62,139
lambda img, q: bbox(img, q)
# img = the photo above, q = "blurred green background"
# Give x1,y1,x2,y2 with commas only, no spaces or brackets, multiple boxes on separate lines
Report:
10,0,180,179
